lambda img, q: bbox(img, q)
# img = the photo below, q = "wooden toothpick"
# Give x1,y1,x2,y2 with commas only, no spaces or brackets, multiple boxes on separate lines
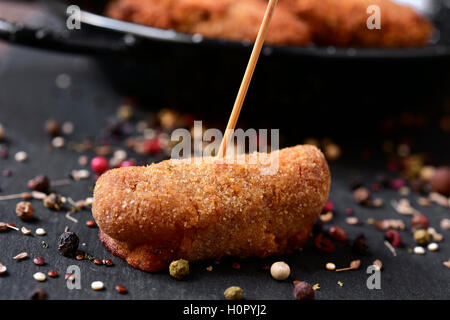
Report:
217,0,278,158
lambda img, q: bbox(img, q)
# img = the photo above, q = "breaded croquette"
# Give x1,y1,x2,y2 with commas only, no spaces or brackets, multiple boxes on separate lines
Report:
283,0,433,47
93,145,331,271
106,0,311,45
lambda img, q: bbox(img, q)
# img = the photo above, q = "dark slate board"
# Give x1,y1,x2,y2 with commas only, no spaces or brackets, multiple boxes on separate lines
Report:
0,43,449,300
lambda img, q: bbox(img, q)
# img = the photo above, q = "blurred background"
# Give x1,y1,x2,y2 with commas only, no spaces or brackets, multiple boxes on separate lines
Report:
0,0,449,300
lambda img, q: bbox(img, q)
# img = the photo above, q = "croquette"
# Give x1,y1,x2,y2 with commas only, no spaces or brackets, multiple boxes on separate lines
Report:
283,0,433,47
106,0,311,45
92,145,331,271
106,0,433,48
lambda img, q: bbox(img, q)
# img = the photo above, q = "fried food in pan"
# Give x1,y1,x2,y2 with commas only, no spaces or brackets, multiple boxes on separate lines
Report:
106,0,311,45
283,0,433,47
92,145,330,271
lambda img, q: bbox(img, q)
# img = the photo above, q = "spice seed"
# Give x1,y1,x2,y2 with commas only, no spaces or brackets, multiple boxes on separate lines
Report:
373,259,383,271
115,285,128,294
33,257,45,266
91,281,104,291
85,220,96,228
0,264,6,274
270,261,291,281
13,252,28,260
102,259,113,266
65,273,75,281
36,228,46,236
33,272,46,282
93,259,102,265
21,227,31,235
325,262,336,271
427,243,439,251
75,254,84,261
0,222,7,232
47,270,58,278
414,246,426,255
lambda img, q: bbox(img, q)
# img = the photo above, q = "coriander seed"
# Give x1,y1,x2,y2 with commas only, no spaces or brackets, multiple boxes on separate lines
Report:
270,261,290,280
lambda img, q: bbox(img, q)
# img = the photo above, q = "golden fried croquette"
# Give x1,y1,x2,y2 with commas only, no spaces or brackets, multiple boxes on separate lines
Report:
282,0,433,47
93,145,331,271
106,0,311,45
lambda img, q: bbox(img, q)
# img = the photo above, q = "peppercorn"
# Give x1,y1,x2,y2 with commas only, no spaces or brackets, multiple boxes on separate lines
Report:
270,261,291,280
93,258,102,265
33,257,45,266
43,193,62,210
352,234,369,255
58,231,79,257
430,167,450,195
115,285,128,294
411,214,429,229
90,156,109,174
169,259,189,280
322,200,334,213
47,270,58,278
329,225,347,242
44,119,60,137
30,288,48,300
224,286,243,300
293,282,315,300
15,201,34,220
385,229,402,247
414,229,430,245
353,187,371,205
102,259,114,266
27,175,50,192
85,220,96,228
314,233,335,253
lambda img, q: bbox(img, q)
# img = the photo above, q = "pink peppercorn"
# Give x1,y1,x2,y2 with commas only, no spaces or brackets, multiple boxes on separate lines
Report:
118,160,135,168
411,214,429,229
389,179,405,190
143,139,162,155
385,229,402,247
90,156,109,174
322,200,334,213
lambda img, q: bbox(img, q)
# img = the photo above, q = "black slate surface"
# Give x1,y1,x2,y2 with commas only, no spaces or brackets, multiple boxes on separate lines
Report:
0,41,449,300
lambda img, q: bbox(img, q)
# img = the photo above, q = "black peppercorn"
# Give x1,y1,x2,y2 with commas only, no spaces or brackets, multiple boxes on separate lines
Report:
27,175,50,192
58,232,79,257
352,234,369,255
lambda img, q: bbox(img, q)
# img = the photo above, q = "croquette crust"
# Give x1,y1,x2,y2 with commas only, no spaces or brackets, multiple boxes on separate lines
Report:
106,0,433,48
284,0,433,47
92,145,331,271
106,0,311,45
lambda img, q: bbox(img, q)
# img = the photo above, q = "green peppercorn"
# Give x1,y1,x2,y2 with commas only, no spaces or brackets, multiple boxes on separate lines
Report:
224,286,243,300
169,259,189,280
414,229,430,245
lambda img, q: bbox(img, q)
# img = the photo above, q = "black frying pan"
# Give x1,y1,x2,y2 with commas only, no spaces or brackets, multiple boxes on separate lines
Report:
1,0,450,141
3,0,449,59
